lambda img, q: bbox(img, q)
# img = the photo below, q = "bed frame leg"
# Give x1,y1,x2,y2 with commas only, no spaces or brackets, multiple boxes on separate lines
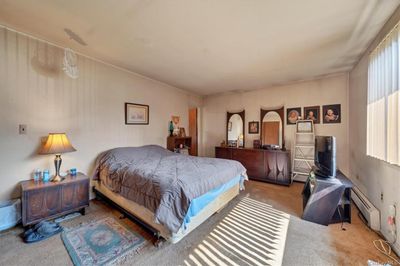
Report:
154,232,165,248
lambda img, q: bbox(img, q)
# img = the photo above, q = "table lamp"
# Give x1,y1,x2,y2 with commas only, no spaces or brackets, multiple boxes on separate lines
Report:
39,133,76,182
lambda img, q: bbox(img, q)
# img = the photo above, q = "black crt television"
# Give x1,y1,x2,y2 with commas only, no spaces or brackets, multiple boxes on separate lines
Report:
314,136,337,178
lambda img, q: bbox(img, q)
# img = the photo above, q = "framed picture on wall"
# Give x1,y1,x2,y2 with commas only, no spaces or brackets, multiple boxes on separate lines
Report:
323,104,341,124
248,121,259,134
125,103,149,125
286,107,302,125
304,106,320,124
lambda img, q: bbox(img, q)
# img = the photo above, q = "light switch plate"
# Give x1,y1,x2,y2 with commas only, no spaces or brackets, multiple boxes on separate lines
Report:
19,124,27,134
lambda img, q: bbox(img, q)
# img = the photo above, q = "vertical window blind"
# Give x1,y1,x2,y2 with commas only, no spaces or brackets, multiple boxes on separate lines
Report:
368,24,400,166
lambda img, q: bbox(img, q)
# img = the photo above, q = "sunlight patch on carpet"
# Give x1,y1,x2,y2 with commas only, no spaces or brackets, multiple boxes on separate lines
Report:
183,197,290,266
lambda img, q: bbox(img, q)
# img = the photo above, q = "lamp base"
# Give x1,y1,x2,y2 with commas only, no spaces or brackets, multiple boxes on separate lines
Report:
51,175,65,182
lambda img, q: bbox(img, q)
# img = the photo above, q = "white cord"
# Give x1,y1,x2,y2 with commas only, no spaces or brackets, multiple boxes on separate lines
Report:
373,239,400,265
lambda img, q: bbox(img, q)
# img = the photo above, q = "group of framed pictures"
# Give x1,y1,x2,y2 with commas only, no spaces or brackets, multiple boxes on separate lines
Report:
286,104,341,125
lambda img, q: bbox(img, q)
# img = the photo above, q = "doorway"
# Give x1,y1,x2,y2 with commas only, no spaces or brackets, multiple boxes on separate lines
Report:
189,108,198,156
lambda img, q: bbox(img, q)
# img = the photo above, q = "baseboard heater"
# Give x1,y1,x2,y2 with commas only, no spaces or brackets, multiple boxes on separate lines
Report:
351,186,380,231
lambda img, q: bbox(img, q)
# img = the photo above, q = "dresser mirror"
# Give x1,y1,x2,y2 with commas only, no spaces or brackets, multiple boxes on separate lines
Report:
260,107,284,149
227,111,245,147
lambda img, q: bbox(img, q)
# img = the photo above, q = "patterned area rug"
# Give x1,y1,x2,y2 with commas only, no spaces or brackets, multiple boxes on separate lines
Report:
61,217,146,266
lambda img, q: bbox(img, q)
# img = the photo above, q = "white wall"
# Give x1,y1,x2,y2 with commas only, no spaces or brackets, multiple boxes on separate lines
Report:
349,7,400,252
0,27,202,201
202,74,350,175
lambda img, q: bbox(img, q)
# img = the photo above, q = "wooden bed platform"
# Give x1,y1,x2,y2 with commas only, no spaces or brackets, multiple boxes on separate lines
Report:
93,181,240,245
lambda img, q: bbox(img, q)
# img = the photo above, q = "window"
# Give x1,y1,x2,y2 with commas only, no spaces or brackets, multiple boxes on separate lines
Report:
367,24,400,166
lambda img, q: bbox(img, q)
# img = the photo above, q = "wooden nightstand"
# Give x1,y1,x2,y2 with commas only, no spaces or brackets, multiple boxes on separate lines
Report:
21,173,89,227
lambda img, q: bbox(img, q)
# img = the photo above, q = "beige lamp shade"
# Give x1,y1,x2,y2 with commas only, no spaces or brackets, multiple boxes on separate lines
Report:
39,133,76,154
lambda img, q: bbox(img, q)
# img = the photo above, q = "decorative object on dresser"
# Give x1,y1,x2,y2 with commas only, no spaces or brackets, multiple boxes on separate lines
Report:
304,106,320,124
171,115,180,135
220,140,227,147
215,146,291,185
292,120,315,183
179,127,186,137
227,110,245,148
39,133,76,182
167,136,193,155
125,102,149,125
169,121,174,136
302,170,352,226
260,107,285,149
286,107,302,125
253,139,261,149
248,121,259,134
21,173,89,227
323,104,341,124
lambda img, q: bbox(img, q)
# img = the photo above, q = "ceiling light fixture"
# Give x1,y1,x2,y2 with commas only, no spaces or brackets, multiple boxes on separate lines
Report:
63,48,79,79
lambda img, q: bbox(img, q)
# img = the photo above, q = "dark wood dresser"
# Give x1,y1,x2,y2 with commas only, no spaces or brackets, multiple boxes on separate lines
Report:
167,136,193,155
21,173,89,226
215,146,291,185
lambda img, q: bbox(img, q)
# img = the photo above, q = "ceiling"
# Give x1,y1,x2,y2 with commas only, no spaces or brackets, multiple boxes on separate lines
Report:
0,0,399,95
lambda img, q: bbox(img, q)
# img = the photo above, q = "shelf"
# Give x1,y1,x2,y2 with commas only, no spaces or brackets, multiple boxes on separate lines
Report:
293,170,310,175
294,158,314,161
295,144,314,148
296,132,314,135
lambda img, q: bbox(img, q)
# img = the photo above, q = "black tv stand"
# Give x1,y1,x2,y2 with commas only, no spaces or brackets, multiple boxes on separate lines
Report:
302,170,353,225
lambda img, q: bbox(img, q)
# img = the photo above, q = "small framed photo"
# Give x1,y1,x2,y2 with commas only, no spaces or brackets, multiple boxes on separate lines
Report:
287,107,302,125
125,103,149,125
304,106,320,124
323,104,341,124
297,120,313,133
179,127,186,137
248,121,259,134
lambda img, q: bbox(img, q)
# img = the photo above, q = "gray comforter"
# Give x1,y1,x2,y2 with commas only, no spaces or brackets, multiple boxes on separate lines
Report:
93,145,247,233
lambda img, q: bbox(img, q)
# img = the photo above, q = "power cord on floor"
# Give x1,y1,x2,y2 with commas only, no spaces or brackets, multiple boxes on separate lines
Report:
373,239,400,265
356,210,399,264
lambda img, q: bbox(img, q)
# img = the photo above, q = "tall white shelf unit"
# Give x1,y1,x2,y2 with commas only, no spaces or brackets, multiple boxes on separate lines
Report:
292,120,315,182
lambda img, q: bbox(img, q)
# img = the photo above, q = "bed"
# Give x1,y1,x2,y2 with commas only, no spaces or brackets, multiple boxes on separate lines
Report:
92,145,247,244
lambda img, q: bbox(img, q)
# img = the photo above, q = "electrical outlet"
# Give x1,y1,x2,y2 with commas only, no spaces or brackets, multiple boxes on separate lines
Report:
19,124,27,134
388,204,397,239
381,192,384,201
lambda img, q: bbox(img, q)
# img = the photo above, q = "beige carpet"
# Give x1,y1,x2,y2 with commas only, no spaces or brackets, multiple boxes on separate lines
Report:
0,181,393,265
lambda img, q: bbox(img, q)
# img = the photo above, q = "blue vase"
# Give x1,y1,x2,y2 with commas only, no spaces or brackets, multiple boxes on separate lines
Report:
169,121,174,136
42,170,50,182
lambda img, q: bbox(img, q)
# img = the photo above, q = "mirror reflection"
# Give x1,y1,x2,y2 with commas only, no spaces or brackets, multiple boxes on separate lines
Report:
228,114,244,147
262,111,282,147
